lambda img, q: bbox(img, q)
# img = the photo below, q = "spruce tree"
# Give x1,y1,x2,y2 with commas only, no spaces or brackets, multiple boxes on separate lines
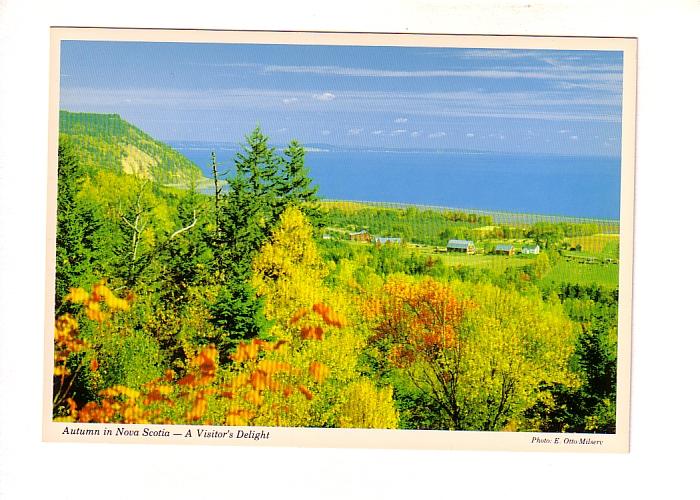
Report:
279,139,321,225
55,135,100,313
210,128,322,352
211,132,276,349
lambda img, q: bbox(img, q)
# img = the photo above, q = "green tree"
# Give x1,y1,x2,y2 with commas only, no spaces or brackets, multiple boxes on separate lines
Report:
211,174,269,346
210,128,323,344
234,126,280,202
279,140,321,225
156,185,212,305
210,129,283,347
55,135,100,313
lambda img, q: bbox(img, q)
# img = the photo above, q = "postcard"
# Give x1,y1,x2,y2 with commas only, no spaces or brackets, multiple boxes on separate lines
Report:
45,27,636,452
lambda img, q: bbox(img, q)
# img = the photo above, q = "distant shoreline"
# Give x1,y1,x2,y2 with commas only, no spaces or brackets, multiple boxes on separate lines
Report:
318,199,620,227
160,180,621,226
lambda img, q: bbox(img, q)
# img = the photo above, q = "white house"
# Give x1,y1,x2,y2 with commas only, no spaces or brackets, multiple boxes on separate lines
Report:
521,244,540,255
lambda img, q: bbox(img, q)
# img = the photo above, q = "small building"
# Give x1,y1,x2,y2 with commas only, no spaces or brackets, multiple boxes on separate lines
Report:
322,234,332,240
494,244,515,256
348,230,371,242
446,239,476,254
521,244,540,255
374,236,402,245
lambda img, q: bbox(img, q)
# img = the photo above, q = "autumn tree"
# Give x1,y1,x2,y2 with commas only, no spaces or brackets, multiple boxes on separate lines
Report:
366,277,579,431
252,207,398,428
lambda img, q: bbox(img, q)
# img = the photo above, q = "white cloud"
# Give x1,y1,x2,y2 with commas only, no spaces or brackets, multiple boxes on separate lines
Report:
390,129,407,136
457,49,549,60
394,117,408,123
282,97,298,104
466,133,475,138
348,128,363,135
558,129,571,134
410,130,423,138
429,132,447,138
60,85,622,125
263,63,622,83
371,130,383,135
569,135,579,140
321,130,331,136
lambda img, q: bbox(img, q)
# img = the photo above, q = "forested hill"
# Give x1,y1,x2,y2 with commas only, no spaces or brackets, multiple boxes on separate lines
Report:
59,111,205,185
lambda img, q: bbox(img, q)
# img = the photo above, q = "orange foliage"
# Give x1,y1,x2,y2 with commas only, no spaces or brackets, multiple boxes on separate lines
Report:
366,278,476,365
57,287,343,427
308,362,330,383
53,282,132,416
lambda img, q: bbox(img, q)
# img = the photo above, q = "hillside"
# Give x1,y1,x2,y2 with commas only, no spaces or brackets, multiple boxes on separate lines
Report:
59,111,206,185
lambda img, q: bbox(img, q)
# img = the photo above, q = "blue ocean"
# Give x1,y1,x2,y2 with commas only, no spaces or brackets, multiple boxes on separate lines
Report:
170,144,621,220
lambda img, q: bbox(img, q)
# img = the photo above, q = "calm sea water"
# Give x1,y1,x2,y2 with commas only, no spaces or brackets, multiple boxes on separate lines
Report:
172,145,621,220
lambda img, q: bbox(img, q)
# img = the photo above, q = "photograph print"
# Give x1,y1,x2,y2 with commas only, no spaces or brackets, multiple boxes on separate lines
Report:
46,29,635,451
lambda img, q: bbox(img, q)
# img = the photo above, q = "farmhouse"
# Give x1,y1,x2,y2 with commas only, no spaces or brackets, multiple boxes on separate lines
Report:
521,244,540,255
374,236,402,245
348,230,371,242
494,244,515,255
446,239,476,254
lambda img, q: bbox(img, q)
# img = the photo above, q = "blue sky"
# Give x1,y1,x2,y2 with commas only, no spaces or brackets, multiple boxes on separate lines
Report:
59,41,624,155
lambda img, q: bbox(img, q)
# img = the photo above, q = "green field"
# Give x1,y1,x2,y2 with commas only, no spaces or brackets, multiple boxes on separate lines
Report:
416,247,536,272
541,259,619,287
564,234,619,256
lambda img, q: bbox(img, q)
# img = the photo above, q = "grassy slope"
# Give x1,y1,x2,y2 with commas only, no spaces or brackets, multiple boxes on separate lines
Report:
59,111,207,185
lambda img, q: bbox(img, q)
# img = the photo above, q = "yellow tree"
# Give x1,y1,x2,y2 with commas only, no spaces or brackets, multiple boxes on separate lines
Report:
252,207,398,428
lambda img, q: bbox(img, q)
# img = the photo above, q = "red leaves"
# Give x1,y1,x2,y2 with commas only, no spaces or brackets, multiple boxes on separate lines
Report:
313,302,346,328
289,308,309,325
300,325,324,341
293,302,344,342
298,385,313,400
371,278,475,363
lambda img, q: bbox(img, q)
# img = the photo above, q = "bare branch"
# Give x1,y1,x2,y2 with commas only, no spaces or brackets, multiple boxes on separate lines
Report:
169,210,197,240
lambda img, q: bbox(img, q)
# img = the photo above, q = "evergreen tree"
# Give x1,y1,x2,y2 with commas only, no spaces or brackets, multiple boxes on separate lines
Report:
279,140,321,225
210,133,276,348
234,126,280,202
55,135,100,313
157,185,212,306
210,128,322,351
279,140,316,202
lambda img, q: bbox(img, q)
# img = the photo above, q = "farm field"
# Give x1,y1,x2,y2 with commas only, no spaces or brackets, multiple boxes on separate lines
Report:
415,246,537,273
565,233,619,256
541,259,619,288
